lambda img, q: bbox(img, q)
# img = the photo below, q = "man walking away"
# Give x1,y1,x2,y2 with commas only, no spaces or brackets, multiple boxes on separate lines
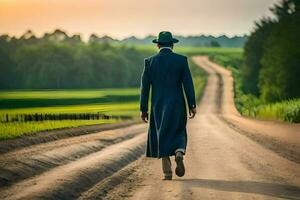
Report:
140,31,197,180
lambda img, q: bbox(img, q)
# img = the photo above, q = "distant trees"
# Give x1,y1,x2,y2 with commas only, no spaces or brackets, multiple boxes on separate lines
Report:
242,0,300,102
91,34,246,48
0,29,153,89
210,40,221,47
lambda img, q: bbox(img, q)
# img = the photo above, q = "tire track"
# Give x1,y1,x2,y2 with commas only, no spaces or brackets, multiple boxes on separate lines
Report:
0,124,146,192
0,133,146,200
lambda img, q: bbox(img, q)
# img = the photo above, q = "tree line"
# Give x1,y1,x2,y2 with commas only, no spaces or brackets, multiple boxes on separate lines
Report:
242,0,300,102
0,30,153,89
90,34,246,48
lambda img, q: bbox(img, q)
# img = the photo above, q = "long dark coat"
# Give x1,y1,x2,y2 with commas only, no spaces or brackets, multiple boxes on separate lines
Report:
140,48,196,158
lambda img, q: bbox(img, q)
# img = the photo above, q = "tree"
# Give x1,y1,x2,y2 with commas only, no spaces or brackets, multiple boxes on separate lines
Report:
210,40,221,47
242,0,300,101
242,18,273,96
0,48,14,88
0,30,155,89
259,1,300,102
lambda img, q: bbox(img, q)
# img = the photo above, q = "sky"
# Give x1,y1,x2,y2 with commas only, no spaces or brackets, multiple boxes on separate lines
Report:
0,0,279,39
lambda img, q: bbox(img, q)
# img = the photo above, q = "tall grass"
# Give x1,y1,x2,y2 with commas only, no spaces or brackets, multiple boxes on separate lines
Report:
246,99,300,123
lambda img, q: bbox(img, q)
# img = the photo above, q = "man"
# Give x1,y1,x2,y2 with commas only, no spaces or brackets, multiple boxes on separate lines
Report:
140,31,197,180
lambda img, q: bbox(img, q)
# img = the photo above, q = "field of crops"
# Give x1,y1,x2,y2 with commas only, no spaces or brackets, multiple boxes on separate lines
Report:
0,89,140,140
134,45,243,56
2,44,297,141
0,57,208,140
2,43,298,141
0,89,140,115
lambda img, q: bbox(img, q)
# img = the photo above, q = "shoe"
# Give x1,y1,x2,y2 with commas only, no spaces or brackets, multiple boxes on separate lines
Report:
175,153,185,177
163,176,172,180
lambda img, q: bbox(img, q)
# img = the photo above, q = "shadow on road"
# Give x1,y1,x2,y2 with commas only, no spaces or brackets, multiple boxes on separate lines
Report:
174,179,300,200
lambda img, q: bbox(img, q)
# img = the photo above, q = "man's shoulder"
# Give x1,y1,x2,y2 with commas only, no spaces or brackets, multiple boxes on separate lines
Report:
144,55,153,64
172,52,187,61
144,52,187,62
145,53,159,62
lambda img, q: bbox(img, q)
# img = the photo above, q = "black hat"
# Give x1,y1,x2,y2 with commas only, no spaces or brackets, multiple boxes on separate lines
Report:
152,31,179,44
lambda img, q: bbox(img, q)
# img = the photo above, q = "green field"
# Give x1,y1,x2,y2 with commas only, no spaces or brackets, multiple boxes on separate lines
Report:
0,57,208,140
2,44,297,140
134,45,243,56
0,89,140,116
0,119,118,140
0,88,140,140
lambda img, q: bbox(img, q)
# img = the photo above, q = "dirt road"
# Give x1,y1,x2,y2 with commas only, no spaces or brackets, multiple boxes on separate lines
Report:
104,56,300,200
0,56,299,200
0,124,147,199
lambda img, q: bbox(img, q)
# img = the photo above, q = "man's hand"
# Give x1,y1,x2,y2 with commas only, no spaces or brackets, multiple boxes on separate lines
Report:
141,112,149,123
189,108,197,119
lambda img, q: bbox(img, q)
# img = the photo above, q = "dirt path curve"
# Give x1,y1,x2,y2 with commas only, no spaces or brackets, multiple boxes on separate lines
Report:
199,56,300,163
104,56,300,200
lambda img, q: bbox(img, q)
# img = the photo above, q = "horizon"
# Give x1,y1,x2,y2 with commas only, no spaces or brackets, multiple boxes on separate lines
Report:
0,0,279,40
1,29,249,41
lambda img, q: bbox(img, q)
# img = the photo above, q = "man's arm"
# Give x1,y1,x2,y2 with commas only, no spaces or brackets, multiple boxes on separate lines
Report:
182,57,197,119
140,59,151,122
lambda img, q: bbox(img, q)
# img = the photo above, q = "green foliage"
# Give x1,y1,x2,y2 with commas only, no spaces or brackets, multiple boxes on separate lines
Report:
189,59,208,102
227,66,300,123
242,0,300,102
255,100,300,123
1,30,235,90
0,33,154,89
242,18,273,96
234,0,300,122
106,35,247,48
0,58,208,139
259,8,300,102
209,53,243,69
210,40,221,47
229,67,261,115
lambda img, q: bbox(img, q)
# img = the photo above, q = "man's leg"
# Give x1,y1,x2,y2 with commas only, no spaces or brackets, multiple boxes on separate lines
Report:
175,149,185,177
161,157,172,180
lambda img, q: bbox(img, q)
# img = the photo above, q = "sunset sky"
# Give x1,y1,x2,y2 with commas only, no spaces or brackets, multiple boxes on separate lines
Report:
0,0,279,39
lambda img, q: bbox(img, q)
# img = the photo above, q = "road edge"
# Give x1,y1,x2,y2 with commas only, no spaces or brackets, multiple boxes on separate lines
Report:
0,120,141,154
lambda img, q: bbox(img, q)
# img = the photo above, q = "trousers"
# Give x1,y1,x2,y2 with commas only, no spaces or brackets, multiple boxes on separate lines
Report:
162,157,172,176
161,149,185,177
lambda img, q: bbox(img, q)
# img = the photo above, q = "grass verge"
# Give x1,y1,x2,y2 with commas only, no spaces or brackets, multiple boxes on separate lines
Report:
209,55,300,123
189,58,208,102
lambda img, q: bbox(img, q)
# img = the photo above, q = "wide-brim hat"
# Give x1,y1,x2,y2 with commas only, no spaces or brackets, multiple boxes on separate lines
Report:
152,31,179,44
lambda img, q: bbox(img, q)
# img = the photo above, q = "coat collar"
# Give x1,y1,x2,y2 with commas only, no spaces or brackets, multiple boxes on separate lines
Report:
159,47,173,54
